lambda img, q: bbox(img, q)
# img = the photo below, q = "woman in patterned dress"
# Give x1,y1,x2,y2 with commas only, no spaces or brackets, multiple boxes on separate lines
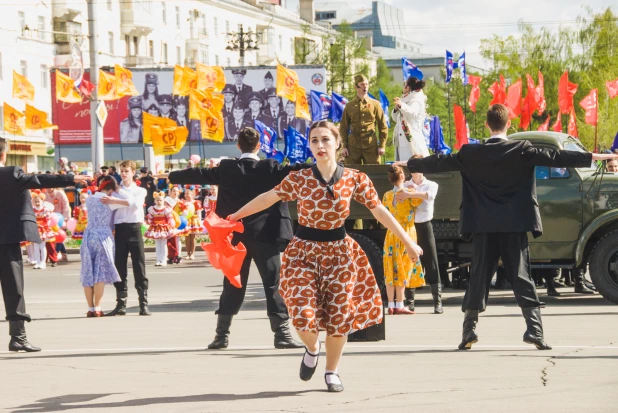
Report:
71,190,90,240
229,120,423,392
382,165,425,315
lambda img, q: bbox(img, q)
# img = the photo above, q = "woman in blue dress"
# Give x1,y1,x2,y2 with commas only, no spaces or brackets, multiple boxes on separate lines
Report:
80,176,123,317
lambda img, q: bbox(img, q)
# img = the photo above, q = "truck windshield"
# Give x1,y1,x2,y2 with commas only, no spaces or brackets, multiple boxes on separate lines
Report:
563,137,595,170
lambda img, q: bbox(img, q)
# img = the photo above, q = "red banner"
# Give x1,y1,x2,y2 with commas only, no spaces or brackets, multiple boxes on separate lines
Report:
52,71,128,145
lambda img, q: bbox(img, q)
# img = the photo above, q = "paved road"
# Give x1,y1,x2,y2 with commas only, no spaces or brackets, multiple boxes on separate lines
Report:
1,253,617,412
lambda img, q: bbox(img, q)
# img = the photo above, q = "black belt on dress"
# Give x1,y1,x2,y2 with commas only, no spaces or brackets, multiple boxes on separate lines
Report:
295,225,346,242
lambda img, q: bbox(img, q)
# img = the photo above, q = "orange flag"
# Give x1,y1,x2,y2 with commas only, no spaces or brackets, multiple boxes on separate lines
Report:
142,111,178,144
25,104,58,130
295,85,311,120
13,71,35,101
3,103,25,135
98,70,121,101
173,65,185,95
56,71,82,103
189,89,224,120
151,125,189,155
176,67,197,96
200,108,225,143
276,64,299,102
567,108,578,137
114,64,139,97
196,63,226,92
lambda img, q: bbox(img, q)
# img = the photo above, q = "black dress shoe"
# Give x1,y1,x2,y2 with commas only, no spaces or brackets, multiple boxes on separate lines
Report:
523,332,552,350
458,309,479,350
9,337,41,352
522,307,552,350
325,373,344,392
207,336,228,349
207,314,233,349
299,342,320,381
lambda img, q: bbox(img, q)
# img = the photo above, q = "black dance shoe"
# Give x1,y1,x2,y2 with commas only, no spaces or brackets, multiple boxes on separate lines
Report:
325,373,344,392
299,341,320,381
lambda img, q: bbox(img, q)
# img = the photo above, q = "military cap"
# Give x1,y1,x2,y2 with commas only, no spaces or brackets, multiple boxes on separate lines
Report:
157,94,173,105
354,74,368,85
232,69,247,75
222,84,236,95
248,92,263,105
266,89,279,99
232,102,245,111
264,71,273,80
128,96,143,109
145,73,158,85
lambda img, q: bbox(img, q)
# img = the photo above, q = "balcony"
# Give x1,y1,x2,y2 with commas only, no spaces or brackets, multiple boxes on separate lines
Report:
256,44,276,66
125,55,155,67
121,1,155,36
52,0,84,21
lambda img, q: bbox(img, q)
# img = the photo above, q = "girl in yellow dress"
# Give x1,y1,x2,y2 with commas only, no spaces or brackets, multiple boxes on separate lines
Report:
382,165,425,314
72,190,90,240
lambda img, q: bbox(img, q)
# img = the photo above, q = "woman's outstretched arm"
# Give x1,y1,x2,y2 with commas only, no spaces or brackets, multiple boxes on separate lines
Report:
228,189,280,222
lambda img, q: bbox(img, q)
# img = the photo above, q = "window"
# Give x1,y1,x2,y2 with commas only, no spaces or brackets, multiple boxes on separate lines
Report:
176,46,181,64
107,0,112,11
18,11,25,29
125,35,130,56
161,2,166,24
162,42,168,64
278,35,282,50
37,16,45,41
201,14,206,35
214,17,218,37
108,32,114,54
268,29,274,46
290,38,294,55
20,60,27,77
225,20,230,34
404,44,407,50
215,55,219,65
149,40,154,57
315,11,336,20
40,64,48,88
199,45,208,64
133,36,139,55
536,167,571,180
175,6,180,27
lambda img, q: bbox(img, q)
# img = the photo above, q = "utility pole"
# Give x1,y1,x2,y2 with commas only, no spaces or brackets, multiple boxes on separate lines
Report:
87,0,104,171
226,24,258,67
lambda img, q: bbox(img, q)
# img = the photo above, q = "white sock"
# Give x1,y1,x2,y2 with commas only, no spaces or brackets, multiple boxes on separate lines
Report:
388,302,395,309
94,306,101,312
88,307,95,312
325,369,341,385
303,341,320,368
395,302,404,309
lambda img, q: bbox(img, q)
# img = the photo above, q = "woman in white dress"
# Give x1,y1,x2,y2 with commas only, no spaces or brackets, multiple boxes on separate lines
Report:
392,77,430,160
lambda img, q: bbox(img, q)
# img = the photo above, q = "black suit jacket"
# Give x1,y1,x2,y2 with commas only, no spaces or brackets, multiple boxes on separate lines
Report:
407,138,592,237
0,167,75,244
225,119,254,141
234,84,253,109
168,158,310,245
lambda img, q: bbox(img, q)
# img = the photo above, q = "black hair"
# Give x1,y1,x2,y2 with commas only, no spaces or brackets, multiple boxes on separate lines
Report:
406,77,426,92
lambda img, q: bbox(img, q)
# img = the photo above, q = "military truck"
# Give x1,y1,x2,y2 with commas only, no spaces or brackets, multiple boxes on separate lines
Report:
292,132,618,305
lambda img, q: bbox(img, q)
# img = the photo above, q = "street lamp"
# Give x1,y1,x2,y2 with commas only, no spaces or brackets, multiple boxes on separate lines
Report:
225,25,259,67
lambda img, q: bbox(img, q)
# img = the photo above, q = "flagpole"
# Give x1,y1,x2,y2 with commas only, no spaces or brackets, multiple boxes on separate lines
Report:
447,83,453,148
594,96,599,153
142,143,146,166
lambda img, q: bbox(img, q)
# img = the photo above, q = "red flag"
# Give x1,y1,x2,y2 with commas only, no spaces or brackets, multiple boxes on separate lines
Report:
567,108,578,137
506,78,522,119
520,97,532,130
201,213,246,288
536,71,546,115
468,75,482,112
551,116,562,132
538,117,550,131
606,79,618,99
79,79,95,99
558,71,578,114
579,88,598,126
454,104,468,150
488,74,507,106
525,74,540,113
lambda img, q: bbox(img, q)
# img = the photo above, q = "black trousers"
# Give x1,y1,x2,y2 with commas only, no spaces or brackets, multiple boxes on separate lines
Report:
114,223,148,293
216,235,288,321
0,243,30,322
463,232,541,312
416,221,441,285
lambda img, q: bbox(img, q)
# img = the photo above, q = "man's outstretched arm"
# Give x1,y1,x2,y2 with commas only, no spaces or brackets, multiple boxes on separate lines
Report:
395,153,463,174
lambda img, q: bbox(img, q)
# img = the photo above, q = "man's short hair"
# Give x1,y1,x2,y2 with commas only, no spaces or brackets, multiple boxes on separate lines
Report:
109,166,116,172
486,104,510,132
101,166,109,171
140,167,148,174
119,160,136,171
238,127,260,153
0,137,6,157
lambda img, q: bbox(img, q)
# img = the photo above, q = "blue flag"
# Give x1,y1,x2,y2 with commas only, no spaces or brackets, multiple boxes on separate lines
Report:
379,89,391,128
458,51,468,85
611,132,618,152
402,57,423,81
429,116,451,155
284,126,308,164
446,50,455,83
254,120,284,161
310,90,332,122
331,92,348,123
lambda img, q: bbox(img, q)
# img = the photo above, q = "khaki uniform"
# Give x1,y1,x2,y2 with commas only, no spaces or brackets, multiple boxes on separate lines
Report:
339,96,388,165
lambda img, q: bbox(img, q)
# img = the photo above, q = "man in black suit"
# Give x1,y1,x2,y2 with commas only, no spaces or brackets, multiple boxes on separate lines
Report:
225,103,253,141
221,84,236,122
258,71,276,104
245,92,273,126
279,100,307,137
402,104,615,351
0,138,90,352
169,127,308,350
262,90,284,138
232,69,253,110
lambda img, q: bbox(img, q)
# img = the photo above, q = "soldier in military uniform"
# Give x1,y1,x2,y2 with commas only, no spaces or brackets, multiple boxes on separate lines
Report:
279,100,307,137
232,69,253,110
221,84,237,122
262,90,284,138
225,103,253,141
340,74,388,164
245,92,272,126
120,96,143,144
157,94,176,120
258,71,276,103
141,73,160,111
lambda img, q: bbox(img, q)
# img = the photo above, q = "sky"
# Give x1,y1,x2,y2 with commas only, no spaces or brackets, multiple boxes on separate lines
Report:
288,0,614,69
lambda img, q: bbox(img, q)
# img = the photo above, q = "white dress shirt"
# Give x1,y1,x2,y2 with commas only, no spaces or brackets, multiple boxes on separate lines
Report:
404,177,439,223
490,132,508,140
113,182,147,224
239,152,260,161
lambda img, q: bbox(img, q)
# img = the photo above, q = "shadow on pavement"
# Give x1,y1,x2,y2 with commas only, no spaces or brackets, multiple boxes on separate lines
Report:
11,390,317,412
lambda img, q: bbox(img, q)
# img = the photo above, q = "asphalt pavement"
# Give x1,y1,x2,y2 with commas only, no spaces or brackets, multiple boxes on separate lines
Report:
0,252,617,413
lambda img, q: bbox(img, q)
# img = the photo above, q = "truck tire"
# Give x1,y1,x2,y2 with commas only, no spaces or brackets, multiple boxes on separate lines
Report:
349,232,386,302
588,230,618,305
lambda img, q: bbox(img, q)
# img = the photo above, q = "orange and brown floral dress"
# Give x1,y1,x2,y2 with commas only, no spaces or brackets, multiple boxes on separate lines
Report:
274,167,383,337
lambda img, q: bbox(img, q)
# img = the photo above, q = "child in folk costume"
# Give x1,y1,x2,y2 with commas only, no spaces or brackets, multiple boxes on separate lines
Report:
72,189,93,240
182,186,204,260
79,176,123,317
145,191,176,266
228,120,423,393
382,165,425,315
165,186,186,264
203,185,218,216
32,191,57,269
